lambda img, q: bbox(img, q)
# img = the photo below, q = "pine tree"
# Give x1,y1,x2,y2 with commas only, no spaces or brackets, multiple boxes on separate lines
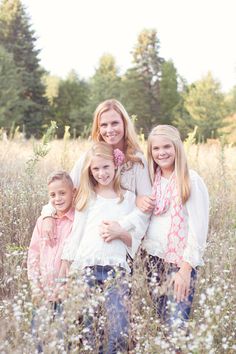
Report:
0,0,48,137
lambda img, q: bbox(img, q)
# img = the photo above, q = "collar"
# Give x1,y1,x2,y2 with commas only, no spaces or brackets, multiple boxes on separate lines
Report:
54,207,75,221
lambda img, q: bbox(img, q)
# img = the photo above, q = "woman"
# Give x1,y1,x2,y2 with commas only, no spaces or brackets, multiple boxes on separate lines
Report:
42,99,152,244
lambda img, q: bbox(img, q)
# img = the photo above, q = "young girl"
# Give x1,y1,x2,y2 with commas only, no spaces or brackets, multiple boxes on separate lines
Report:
41,99,152,245
140,125,209,332
59,142,148,353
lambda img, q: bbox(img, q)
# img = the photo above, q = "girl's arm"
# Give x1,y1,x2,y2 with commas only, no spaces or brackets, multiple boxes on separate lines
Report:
100,221,132,247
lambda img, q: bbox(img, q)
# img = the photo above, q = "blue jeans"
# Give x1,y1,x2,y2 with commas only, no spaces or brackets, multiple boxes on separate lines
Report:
83,265,130,354
145,255,197,331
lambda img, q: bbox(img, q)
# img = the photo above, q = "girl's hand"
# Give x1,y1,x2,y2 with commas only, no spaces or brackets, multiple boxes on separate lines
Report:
41,217,56,247
136,195,156,213
100,220,132,247
170,262,192,302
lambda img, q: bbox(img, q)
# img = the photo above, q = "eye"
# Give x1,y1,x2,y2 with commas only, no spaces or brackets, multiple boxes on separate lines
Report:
49,193,55,198
100,123,107,128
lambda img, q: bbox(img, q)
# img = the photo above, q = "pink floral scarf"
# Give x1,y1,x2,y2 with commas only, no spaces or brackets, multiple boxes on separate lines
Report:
152,167,187,265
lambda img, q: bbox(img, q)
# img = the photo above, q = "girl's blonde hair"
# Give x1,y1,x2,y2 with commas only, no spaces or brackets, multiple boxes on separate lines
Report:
75,142,124,211
147,125,191,203
91,99,143,166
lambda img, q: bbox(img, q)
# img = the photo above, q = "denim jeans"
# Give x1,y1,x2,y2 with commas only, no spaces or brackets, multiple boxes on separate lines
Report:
83,265,130,354
145,255,197,331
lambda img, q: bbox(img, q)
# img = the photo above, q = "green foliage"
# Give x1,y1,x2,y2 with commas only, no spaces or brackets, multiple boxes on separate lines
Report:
0,45,23,130
52,70,90,138
183,72,227,140
0,0,48,137
159,60,180,125
89,54,122,112
25,121,57,174
122,29,164,136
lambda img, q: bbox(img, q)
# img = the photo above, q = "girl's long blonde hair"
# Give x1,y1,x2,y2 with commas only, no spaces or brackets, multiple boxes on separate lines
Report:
75,142,124,211
91,99,143,166
147,125,191,204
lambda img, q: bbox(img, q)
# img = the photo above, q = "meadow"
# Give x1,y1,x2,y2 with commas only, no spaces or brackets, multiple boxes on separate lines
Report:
0,136,235,353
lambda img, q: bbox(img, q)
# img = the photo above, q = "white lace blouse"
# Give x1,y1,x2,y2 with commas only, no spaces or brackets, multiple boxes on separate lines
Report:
61,191,149,272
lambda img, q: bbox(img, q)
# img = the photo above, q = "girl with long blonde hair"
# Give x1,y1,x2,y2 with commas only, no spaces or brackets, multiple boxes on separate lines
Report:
140,125,209,334
59,141,148,353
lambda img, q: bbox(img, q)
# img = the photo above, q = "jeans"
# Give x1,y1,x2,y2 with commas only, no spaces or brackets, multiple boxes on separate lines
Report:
83,265,130,354
145,255,197,331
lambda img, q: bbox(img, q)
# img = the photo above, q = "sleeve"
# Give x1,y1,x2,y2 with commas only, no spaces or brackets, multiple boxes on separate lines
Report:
69,153,86,188
119,194,151,258
183,171,209,268
61,209,87,261
27,218,42,288
134,153,152,196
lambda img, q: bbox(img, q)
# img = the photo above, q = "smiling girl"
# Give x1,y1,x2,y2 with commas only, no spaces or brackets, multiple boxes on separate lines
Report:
139,125,209,333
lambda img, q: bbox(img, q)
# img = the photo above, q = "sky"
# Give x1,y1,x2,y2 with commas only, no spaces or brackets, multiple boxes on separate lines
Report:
21,0,236,92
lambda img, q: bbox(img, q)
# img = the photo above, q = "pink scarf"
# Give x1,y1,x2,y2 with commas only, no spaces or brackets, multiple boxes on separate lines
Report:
152,167,187,266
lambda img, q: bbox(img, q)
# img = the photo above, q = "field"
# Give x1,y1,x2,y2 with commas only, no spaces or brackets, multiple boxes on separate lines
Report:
0,137,235,353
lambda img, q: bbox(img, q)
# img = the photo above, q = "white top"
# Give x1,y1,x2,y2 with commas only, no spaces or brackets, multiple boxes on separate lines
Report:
142,170,209,268
61,191,149,272
42,151,152,217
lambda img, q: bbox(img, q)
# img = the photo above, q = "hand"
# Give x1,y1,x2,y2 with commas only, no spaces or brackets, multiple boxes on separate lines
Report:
170,263,192,302
31,287,44,306
100,220,125,243
41,217,56,247
136,195,156,213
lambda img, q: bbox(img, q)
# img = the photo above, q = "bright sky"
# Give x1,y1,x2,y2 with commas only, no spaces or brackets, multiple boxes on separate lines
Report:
22,0,236,92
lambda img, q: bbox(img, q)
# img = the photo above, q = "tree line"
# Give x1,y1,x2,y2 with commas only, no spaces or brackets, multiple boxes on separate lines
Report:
0,0,236,142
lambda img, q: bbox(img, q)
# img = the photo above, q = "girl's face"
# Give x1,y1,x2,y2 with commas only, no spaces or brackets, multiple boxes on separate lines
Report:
90,156,116,189
151,135,176,175
48,179,75,217
99,109,125,150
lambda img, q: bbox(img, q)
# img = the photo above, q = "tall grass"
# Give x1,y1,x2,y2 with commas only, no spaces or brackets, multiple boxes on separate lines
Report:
0,138,235,353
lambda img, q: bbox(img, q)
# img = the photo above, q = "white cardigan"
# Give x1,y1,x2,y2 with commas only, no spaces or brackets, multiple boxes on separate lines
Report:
142,170,209,268
61,191,149,272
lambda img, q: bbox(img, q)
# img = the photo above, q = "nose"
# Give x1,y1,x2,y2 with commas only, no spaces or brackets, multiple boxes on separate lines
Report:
98,169,105,178
106,124,114,134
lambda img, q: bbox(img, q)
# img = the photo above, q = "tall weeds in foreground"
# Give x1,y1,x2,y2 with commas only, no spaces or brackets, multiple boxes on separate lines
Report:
0,138,235,353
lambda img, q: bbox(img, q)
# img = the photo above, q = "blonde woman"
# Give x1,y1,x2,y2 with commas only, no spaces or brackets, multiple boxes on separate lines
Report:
139,125,209,332
59,142,148,353
42,99,152,245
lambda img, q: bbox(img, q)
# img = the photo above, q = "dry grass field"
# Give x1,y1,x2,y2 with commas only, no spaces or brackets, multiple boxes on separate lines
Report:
0,137,235,353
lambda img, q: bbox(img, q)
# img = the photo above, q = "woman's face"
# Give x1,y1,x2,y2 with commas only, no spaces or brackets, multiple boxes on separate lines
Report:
99,109,125,150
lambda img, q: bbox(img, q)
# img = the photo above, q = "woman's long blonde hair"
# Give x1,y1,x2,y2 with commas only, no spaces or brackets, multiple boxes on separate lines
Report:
75,142,124,211
147,125,191,203
91,99,143,165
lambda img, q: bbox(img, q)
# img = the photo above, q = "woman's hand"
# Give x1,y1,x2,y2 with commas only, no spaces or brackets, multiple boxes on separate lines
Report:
41,217,56,247
170,262,192,302
100,220,131,247
136,195,156,213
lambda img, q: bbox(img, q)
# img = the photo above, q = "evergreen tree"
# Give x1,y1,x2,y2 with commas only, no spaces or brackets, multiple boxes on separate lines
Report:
0,0,48,137
53,70,90,138
0,44,22,129
89,54,122,113
183,72,227,140
122,29,163,135
159,60,180,125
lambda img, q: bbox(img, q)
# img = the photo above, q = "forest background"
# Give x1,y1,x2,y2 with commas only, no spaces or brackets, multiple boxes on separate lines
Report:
0,0,236,143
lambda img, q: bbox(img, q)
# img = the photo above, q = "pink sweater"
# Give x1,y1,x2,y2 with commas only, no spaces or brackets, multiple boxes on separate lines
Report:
27,208,74,301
